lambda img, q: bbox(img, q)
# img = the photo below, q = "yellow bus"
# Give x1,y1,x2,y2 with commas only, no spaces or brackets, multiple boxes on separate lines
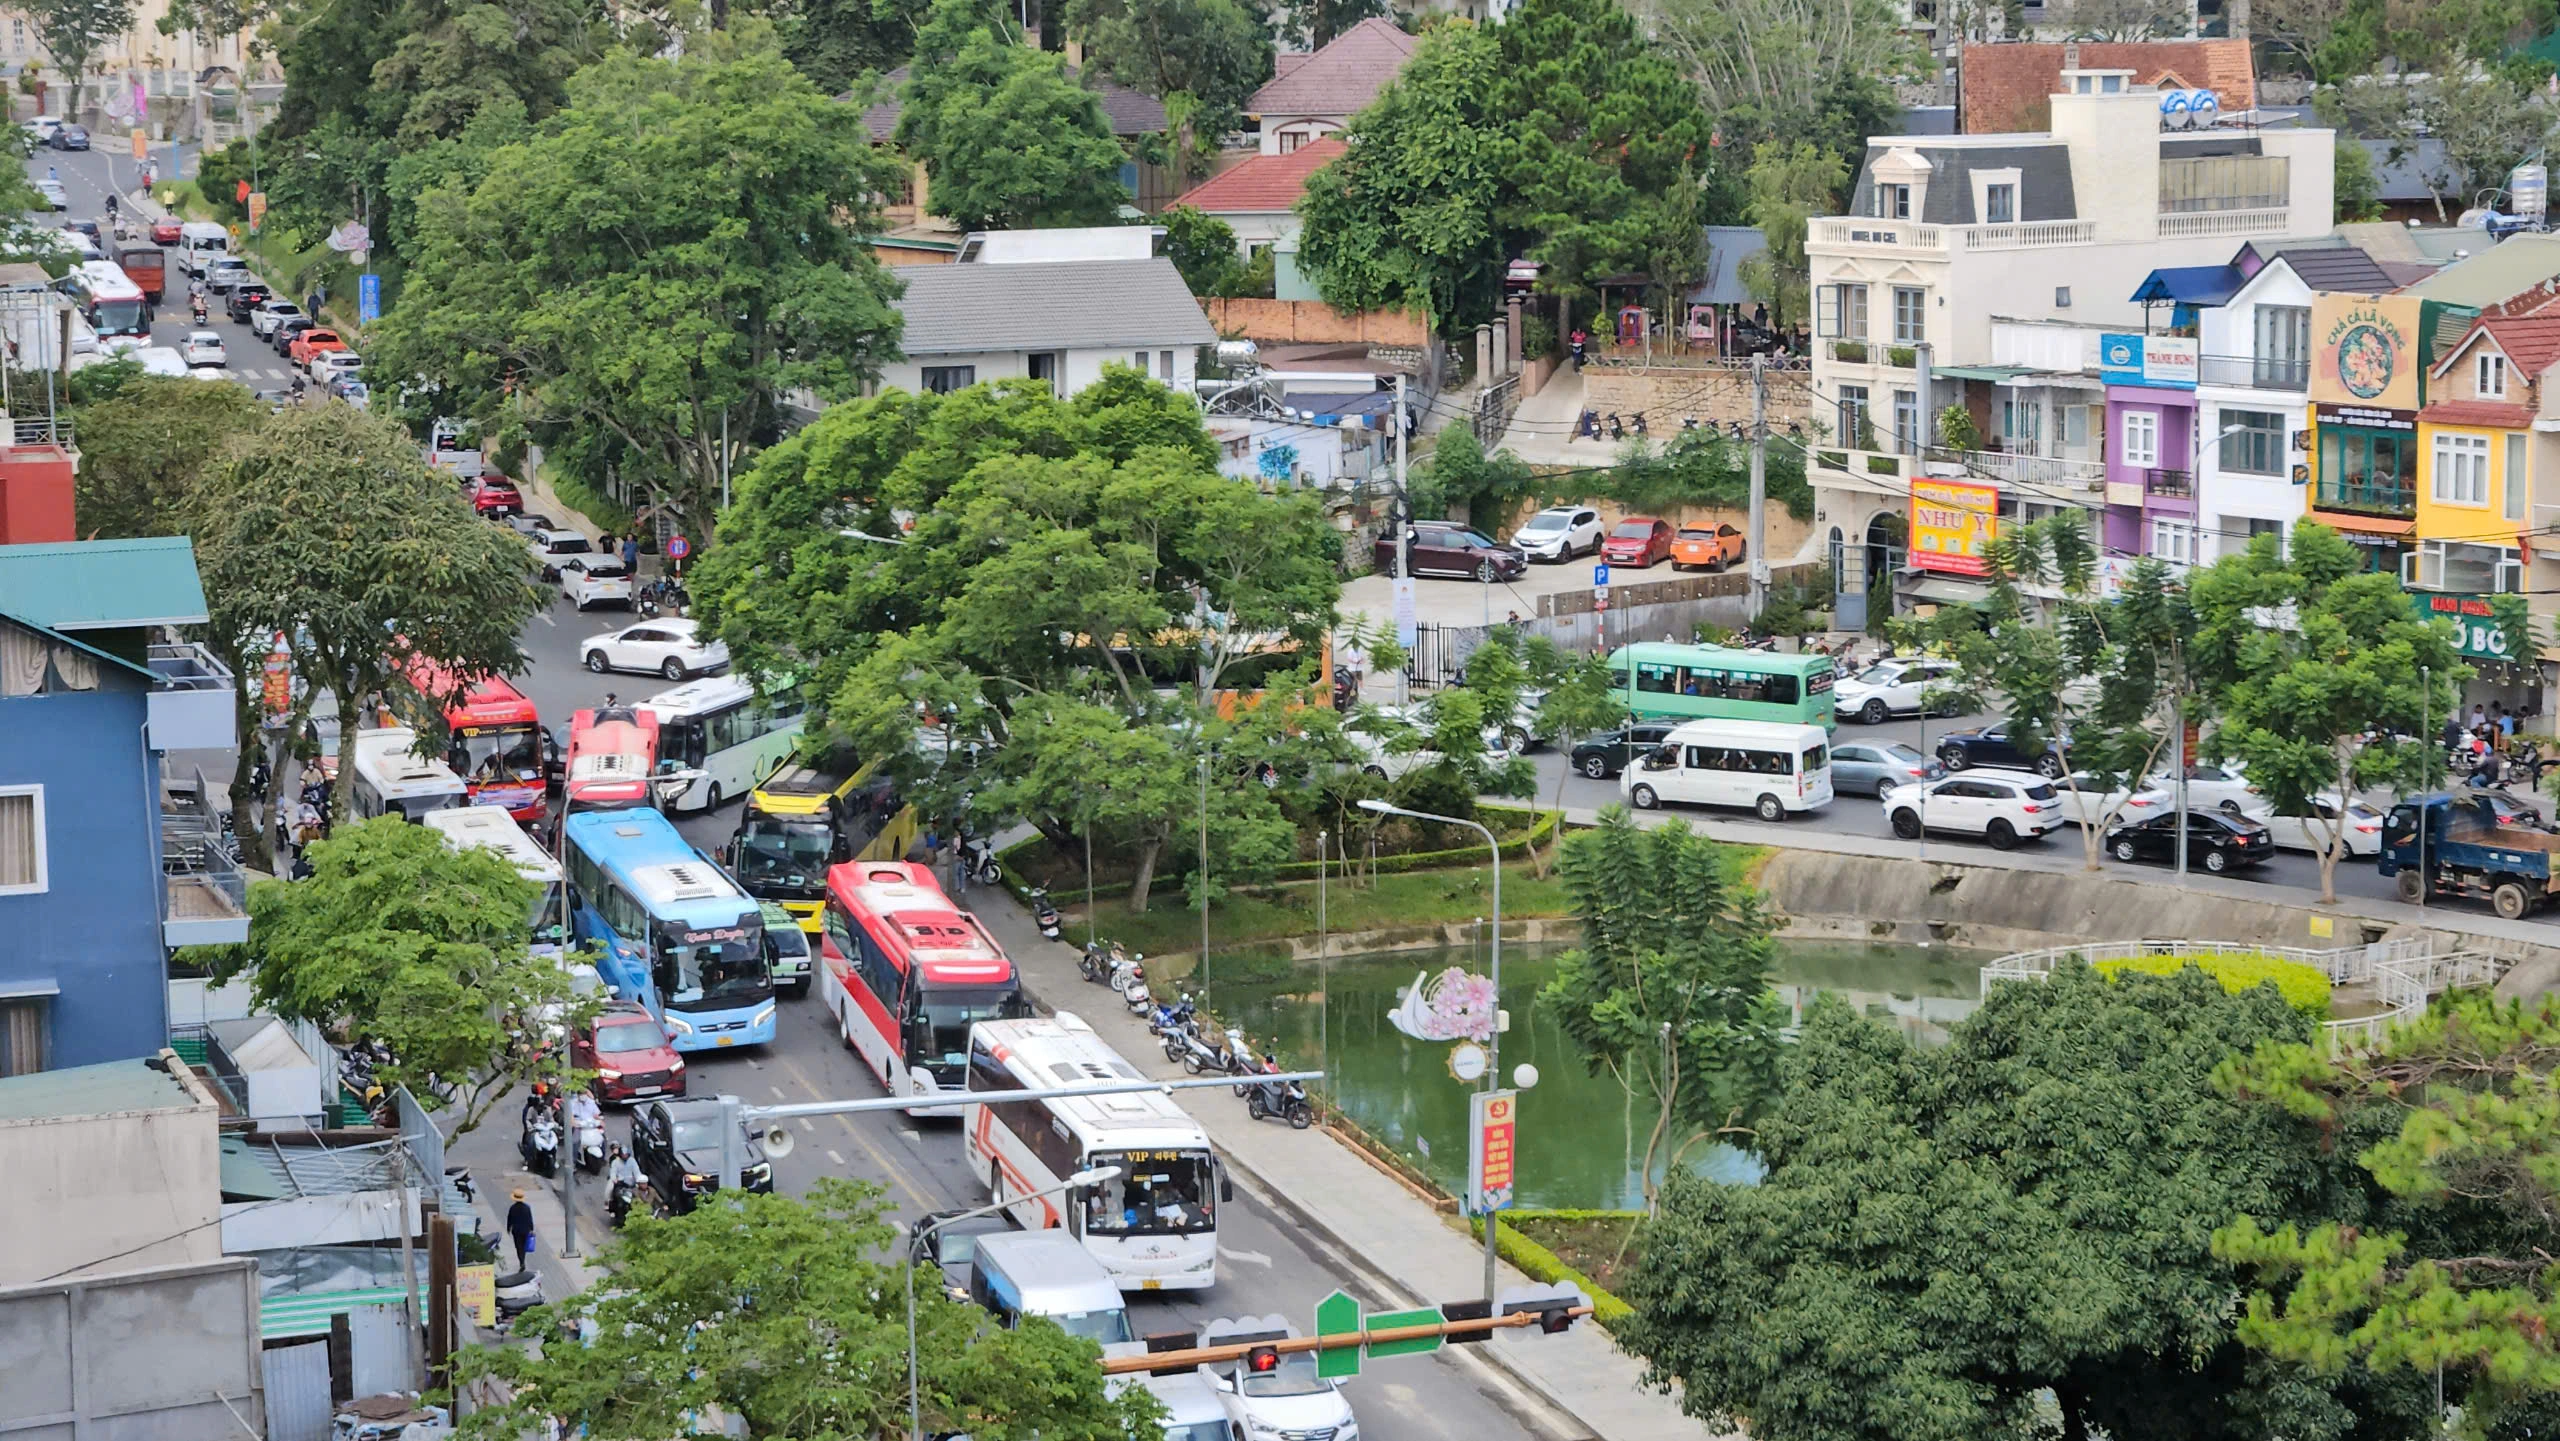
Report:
721,749,919,932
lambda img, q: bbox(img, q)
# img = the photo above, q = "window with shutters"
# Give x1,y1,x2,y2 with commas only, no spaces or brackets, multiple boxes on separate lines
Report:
0,787,42,895
2121,411,2158,469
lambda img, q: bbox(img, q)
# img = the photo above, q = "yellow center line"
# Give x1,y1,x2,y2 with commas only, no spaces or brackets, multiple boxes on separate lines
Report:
772,1048,938,1211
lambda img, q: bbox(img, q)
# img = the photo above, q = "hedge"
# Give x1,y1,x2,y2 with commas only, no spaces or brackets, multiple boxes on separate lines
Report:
1000,806,1557,905
1468,1215,1636,1330
2093,951,2332,1017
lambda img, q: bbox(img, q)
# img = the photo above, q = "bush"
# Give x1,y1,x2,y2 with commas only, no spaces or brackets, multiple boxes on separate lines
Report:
1523,315,1558,362
2093,951,2332,1017
1469,1215,1635,1330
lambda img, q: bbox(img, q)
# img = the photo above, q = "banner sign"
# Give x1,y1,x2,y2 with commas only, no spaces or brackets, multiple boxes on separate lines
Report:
1467,1089,1517,1215
1909,478,1998,576
2413,593,2515,660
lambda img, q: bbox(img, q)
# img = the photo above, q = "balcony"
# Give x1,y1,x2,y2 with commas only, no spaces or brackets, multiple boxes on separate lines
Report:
1960,220,2097,251
162,768,249,948
2156,208,2291,240
2313,475,2416,517
1810,218,2102,255
146,641,237,752
2197,354,2308,391
1813,219,1945,253
1827,342,1919,368
1953,449,2106,493
2148,467,2194,498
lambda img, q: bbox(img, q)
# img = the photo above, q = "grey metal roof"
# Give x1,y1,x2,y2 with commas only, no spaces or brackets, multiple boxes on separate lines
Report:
1850,143,2077,226
219,1133,408,1199
894,259,1217,355
0,1057,198,1121
2275,246,2395,294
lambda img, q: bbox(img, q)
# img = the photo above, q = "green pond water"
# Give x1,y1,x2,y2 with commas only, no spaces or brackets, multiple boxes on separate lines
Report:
1211,938,1990,1210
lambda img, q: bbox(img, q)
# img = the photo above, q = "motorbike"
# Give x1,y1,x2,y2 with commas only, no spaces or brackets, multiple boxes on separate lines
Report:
1080,938,1121,985
1244,1067,1314,1129
1174,1023,1246,1078
573,1114,606,1175
1606,412,1626,441
493,1267,545,1322
1107,951,1151,1014
1029,886,1062,941
444,1165,477,1207
519,1112,560,1178
957,835,1001,887
1332,664,1362,711
607,1177,635,1229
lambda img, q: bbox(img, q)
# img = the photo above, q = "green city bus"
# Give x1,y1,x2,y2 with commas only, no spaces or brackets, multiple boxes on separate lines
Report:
1606,643,1839,730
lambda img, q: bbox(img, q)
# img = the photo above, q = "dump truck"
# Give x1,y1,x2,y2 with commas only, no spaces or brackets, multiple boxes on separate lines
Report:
2376,791,2560,919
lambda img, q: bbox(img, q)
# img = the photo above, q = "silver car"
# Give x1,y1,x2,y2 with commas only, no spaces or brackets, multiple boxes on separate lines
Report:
1510,505,1603,562
1828,740,1942,797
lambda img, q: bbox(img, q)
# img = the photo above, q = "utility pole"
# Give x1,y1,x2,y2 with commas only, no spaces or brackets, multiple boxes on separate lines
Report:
1395,372,1412,706
2172,687,2189,880
1748,352,1769,619
2418,664,2430,907
390,1143,426,1388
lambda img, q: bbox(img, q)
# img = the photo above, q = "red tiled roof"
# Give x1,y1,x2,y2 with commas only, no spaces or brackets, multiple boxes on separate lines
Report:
1174,140,1347,213
2420,399,2535,428
1249,19,1419,118
1957,40,2255,134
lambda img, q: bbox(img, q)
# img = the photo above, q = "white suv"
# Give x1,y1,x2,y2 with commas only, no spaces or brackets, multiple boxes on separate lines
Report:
529,528,597,580
1881,769,2061,850
1510,505,1604,562
1834,657,1960,726
559,555,633,611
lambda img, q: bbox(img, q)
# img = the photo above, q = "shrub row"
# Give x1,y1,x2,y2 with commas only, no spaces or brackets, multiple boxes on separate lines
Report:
1468,1215,1637,1330
999,807,1556,906
2093,950,2332,1016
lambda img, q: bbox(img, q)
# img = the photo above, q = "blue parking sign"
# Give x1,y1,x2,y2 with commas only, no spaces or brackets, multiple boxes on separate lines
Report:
1593,562,1609,587
358,273,381,324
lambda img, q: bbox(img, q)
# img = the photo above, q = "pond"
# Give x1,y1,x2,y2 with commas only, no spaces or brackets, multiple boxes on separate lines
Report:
1210,938,1991,1210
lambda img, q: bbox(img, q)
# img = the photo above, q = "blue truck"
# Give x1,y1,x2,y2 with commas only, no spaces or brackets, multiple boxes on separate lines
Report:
2376,792,2560,920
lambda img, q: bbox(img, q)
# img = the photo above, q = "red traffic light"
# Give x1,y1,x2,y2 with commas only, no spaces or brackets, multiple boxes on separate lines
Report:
1246,1345,1281,1373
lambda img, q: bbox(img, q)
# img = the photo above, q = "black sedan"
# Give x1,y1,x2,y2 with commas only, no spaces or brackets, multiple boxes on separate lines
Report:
1569,722,1676,779
2102,810,2276,876
225,283,272,324
630,1097,773,1215
1936,719,2066,778
51,125,88,151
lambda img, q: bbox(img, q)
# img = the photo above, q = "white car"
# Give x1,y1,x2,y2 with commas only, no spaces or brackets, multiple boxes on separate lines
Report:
1833,656,1961,725
582,618,727,680
33,178,66,211
1881,769,2061,850
179,330,227,368
529,528,598,580
309,349,361,384
1510,504,1604,562
2047,771,2172,831
26,116,61,145
1206,1346,1357,1441
559,555,633,611
248,299,303,338
130,346,187,377
2260,795,2388,857
2149,761,2264,816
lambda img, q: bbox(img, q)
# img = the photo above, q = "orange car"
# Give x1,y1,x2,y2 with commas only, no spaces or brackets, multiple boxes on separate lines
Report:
288,327,347,368
1670,523,1746,572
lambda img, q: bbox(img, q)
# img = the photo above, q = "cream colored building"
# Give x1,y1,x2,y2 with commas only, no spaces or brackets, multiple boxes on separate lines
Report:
0,0,262,137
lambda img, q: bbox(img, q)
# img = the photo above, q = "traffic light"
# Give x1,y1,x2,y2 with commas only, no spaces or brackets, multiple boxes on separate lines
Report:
1495,1283,1589,1336
1439,1298,1491,1345
1246,1345,1281,1375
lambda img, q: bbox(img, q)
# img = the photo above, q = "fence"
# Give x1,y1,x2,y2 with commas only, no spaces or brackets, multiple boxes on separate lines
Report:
1980,937,2499,1047
1473,373,1521,447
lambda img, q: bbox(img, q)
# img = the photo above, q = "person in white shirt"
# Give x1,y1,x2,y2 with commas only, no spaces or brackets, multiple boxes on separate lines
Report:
566,1089,602,1134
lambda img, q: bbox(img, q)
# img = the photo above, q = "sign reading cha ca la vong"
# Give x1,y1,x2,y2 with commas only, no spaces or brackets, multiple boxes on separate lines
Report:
2310,294,2424,413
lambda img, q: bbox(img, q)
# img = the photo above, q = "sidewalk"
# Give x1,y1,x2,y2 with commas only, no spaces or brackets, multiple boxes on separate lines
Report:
1497,367,1590,467
451,1121,606,1297
968,884,1697,1441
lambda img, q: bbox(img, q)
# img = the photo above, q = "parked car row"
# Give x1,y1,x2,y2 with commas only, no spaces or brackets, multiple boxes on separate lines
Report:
1390,505,1747,583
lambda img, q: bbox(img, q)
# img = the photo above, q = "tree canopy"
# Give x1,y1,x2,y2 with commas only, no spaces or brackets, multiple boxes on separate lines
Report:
1066,0,1272,158
896,0,1134,233
69,375,266,547
371,31,906,541
1618,964,2426,1441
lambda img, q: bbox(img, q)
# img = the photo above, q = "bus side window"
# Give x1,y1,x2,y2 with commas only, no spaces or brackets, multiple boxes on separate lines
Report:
1729,672,1767,703
1635,663,1677,694
1765,674,1800,705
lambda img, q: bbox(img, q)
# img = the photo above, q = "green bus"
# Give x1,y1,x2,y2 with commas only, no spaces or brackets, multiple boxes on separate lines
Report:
1606,643,1839,730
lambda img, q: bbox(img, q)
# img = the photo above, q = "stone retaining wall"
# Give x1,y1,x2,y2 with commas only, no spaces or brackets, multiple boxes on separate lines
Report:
1580,365,1815,429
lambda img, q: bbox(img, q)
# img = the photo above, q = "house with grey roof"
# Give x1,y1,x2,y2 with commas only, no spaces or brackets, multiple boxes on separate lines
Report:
848,64,1181,217
880,250,1219,400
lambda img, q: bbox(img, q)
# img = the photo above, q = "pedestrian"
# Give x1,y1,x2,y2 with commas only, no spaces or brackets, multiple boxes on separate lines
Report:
2501,707,2517,739
1569,328,1588,372
505,1189,536,1269
622,534,641,574
2472,703,2489,732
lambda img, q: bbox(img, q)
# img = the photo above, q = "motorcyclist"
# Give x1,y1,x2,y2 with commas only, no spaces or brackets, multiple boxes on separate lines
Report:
606,1144,643,1210
191,294,208,325
102,192,116,222
566,1087,602,1136
520,1080,555,1132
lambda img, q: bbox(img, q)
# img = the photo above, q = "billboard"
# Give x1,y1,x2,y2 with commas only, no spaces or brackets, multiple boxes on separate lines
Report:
1910,478,1999,576
2098,332,2198,389
2413,593,2516,660
2310,294,2425,413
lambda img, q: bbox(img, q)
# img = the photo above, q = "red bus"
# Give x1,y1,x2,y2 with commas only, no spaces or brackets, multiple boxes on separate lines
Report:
564,702,661,813
407,661,545,821
818,861,1028,1115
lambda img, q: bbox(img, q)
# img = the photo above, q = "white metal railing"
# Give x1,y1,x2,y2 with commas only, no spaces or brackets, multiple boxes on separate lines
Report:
1950,448,2107,491
2156,209,2290,240
1982,937,2494,1047
1962,220,2098,250
1813,220,1945,251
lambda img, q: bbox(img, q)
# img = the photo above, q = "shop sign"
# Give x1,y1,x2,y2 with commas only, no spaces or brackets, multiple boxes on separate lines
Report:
2413,592,2515,660
2312,402,2417,434
2098,333,2198,389
2311,294,2424,411
1910,478,1998,576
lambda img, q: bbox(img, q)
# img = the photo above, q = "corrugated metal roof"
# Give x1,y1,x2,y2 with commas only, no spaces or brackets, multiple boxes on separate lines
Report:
221,1133,406,1198
2399,233,2560,308
0,536,208,630
0,1057,198,1120
894,258,1217,355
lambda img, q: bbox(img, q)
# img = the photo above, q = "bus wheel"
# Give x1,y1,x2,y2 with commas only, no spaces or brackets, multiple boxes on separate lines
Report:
1756,794,1785,823
705,784,723,811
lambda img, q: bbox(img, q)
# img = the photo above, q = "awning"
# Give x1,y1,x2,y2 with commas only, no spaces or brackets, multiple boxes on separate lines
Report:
1930,365,2034,383
1900,574,1990,605
2306,510,2415,538
2130,265,2244,307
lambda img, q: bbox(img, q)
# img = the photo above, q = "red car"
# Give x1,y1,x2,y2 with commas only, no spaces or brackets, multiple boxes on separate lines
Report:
468,476,522,515
150,219,182,246
1602,516,1675,568
572,1002,686,1104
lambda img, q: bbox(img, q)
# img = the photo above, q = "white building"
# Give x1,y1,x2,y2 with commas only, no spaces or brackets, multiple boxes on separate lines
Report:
878,229,1218,400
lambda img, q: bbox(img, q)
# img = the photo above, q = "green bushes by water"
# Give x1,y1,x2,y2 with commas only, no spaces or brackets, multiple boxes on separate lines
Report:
2093,951,2332,1017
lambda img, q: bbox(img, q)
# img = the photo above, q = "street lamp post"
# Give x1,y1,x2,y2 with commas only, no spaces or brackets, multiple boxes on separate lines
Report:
907,1166,1122,1441
1356,798,1499,1301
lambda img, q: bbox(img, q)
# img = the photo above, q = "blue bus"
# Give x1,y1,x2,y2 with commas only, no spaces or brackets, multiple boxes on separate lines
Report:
561,808,777,1053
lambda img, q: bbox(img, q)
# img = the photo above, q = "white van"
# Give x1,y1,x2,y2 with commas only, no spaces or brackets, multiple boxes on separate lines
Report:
1621,719,1834,821
966,1230,1134,1346
178,221,231,277
349,727,469,822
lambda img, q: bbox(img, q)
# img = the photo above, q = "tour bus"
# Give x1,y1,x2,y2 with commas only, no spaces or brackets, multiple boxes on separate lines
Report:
408,660,546,821
637,675,805,814
564,702,661,814
59,260,145,340
820,861,1027,1113
965,1013,1230,1291
1621,718,1834,821
727,749,919,932
421,805,567,954
1606,642,1838,730
560,807,776,1052
349,727,469,822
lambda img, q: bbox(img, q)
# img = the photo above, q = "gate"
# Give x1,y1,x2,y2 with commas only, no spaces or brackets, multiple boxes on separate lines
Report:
263,1340,333,1441
1404,624,1467,690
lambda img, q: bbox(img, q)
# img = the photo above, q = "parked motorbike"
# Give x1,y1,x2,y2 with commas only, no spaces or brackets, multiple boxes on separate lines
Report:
1606,412,1626,441
957,835,1001,887
1174,1023,1246,1078
519,1113,560,1178
1107,951,1151,1014
1231,1034,1268,1097
1331,664,1362,711
1244,1067,1314,1129
493,1268,545,1322
1030,886,1062,941
444,1166,477,1207
1080,938,1119,984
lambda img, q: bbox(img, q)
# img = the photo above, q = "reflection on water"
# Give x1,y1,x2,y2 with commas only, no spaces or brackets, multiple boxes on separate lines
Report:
1212,938,1989,1210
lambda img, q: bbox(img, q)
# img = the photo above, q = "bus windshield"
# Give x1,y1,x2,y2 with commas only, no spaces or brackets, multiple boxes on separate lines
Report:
529,882,566,945
93,297,143,335
657,927,770,1010
914,986,1031,1072
1083,1150,1218,1236
392,792,465,821
455,723,543,782
733,818,833,894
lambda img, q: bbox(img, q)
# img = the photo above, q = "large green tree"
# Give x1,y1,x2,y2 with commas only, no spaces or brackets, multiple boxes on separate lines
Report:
1540,806,1784,1211
456,1179,1162,1439
1643,0,1912,166
68,375,265,547
200,817,583,1135
185,404,544,825
1620,965,2428,1441
692,373,1343,911
24,0,133,124
1736,139,1845,331
896,0,1134,232
372,31,906,541
1066,0,1271,161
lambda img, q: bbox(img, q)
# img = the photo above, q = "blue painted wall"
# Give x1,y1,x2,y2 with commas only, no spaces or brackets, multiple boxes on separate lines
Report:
0,672,167,1067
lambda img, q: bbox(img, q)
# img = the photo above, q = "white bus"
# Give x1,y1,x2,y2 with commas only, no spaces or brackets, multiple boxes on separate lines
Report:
421,805,567,952
59,260,145,339
1620,718,1834,821
637,675,805,814
964,1014,1231,1292
349,727,470,823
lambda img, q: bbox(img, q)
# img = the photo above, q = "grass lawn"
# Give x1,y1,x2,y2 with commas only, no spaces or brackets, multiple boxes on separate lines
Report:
1061,859,1573,961
1510,1211,1647,1298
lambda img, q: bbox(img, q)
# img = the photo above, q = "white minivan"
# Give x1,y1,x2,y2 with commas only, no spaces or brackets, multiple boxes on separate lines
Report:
178,221,231,277
1621,719,1834,821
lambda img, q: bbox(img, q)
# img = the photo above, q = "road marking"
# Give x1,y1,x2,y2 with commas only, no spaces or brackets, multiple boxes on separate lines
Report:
827,1149,847,1166
796,1118,814,1132
1217,1246,1274,1268
770,1085,786,1100
898,1129,921,1145
773,1051,934,1208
